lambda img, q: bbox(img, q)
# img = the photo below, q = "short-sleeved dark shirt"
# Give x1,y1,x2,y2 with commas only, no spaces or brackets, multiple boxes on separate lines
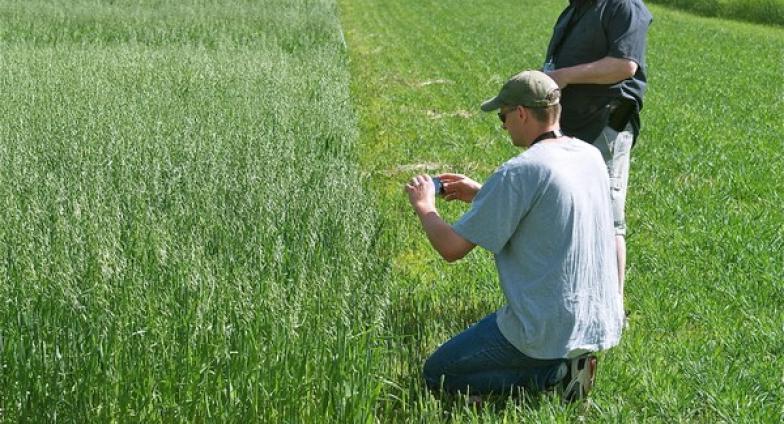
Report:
545,0,652,143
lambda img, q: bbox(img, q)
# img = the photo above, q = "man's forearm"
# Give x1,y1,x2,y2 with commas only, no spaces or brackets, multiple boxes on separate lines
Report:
548,56,638,88
415,209,475,263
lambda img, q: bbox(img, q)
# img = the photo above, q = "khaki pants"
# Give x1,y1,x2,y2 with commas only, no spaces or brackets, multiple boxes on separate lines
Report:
592,124,633,237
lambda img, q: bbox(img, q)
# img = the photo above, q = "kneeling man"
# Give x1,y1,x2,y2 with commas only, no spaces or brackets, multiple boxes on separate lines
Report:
405,70,623,401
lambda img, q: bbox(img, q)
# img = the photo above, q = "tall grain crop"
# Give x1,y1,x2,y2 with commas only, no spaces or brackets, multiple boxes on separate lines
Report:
0,0,387,421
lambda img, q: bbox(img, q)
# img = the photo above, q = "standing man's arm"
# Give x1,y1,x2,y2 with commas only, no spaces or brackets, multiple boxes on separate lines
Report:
406,175,475,262
546,0,651,90
545,56,637,89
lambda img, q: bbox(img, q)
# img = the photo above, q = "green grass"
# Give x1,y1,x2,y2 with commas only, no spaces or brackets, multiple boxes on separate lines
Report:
646,0,784,26
0,0,387,421
341,0,783,421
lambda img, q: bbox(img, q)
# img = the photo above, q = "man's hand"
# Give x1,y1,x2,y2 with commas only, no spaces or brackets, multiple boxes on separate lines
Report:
439,173,481,203
544,68,570,89
405,174,476,262
405,174,436,215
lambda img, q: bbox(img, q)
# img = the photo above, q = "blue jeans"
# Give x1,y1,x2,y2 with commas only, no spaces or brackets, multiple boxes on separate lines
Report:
423,313,566,395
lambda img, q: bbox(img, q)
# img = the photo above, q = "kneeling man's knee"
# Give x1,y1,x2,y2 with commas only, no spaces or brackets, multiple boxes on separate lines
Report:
422,353,445,391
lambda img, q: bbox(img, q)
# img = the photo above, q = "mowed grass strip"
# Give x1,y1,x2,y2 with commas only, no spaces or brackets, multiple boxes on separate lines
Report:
0,0,387,421
341,0,783,421
646,0,784,26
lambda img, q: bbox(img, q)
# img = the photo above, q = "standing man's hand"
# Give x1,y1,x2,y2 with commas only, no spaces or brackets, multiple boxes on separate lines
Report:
439,173,481,203
544,68,569,89
405,174,437,215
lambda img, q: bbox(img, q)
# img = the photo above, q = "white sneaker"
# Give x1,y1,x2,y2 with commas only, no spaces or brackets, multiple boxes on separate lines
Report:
560,354,597,403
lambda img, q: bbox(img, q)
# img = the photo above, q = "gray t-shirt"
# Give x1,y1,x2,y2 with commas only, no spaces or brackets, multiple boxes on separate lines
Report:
452,138,623,359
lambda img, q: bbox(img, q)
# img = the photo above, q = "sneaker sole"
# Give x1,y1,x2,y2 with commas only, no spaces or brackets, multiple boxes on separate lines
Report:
562,355,597,403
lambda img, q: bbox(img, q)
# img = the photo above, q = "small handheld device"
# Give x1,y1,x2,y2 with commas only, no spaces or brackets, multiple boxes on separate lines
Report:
431,176,444,196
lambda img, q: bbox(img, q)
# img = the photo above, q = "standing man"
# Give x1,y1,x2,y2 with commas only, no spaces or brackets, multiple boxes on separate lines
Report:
406,71,623,401
543,0,653,297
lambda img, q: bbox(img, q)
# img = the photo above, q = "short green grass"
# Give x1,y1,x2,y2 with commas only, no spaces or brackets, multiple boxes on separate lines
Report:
341,0,783,421
646,0,784,26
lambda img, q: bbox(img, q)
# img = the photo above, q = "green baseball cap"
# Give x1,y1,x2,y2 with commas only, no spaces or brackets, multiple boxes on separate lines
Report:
480,70,560,111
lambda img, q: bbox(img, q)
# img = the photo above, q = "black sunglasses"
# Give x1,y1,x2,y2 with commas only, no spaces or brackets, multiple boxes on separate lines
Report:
497,106,518,124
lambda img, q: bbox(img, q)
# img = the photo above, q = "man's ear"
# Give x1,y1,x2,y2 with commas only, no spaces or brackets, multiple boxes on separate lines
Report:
518,106,527,122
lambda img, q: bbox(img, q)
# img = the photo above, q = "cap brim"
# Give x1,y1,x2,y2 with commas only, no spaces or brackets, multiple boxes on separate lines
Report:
480,96,503,112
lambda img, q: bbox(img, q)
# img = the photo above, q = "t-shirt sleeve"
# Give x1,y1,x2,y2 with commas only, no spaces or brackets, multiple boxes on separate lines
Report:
452,166,537,254
603,1,652,66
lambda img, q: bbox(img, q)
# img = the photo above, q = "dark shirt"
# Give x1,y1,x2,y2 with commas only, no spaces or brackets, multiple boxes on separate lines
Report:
545,0,652,143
